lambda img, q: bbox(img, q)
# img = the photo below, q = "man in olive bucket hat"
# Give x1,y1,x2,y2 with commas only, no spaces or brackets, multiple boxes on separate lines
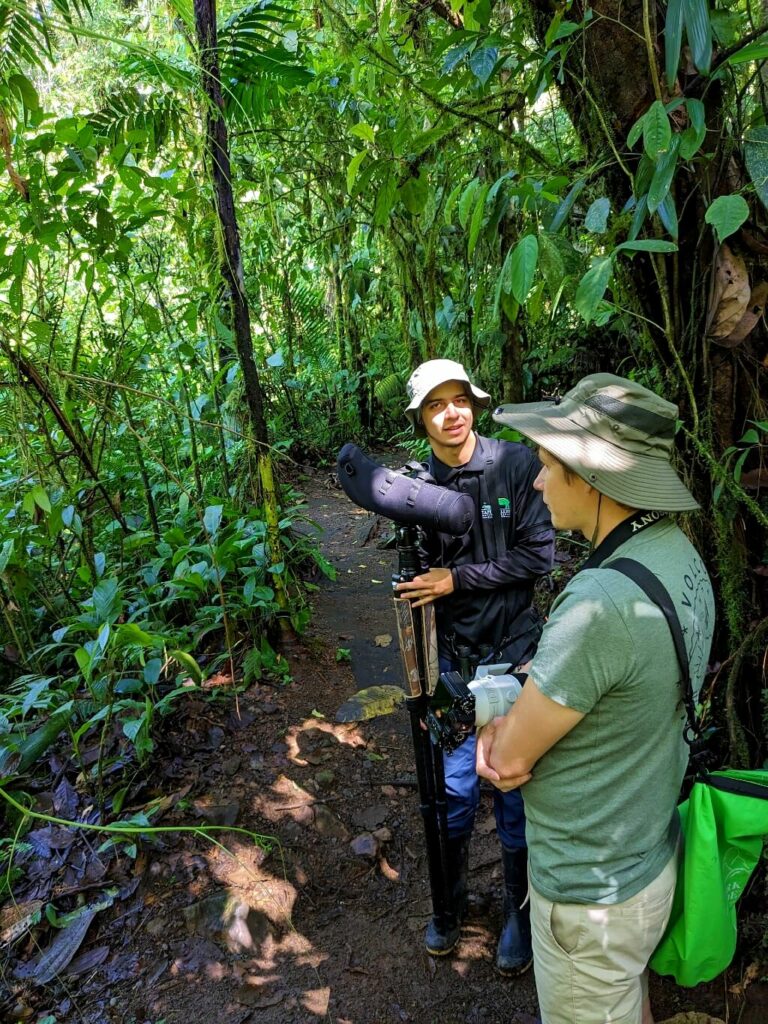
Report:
395,359,554,971
475,374,715,1024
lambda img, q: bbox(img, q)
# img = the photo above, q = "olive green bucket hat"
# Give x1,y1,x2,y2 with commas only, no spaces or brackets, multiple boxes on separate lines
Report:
492,373,699,512
404,359,491,437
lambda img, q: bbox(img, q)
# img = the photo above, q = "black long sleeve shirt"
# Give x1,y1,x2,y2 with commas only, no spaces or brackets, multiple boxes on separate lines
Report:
421,434,554,657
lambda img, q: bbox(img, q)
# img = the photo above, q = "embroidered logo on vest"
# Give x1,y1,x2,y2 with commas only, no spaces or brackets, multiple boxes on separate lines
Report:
481,503,493,520
498,497,511,519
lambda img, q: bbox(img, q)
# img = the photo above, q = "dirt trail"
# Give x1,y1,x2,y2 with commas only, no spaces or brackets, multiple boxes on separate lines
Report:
9,466,756,1024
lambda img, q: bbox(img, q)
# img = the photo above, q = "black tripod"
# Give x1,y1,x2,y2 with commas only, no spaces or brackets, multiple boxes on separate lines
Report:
392,523,458,938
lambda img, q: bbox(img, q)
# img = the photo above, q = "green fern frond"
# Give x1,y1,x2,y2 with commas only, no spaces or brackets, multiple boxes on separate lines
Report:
374,372,403,405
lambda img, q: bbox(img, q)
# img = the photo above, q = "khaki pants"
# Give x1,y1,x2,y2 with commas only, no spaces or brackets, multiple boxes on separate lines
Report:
530,852,678,1024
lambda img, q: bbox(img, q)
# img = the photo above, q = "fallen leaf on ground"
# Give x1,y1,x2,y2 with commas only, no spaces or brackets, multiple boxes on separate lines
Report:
728,959,761,995
335,685,405,722
0,901,43,948
374,634,392,647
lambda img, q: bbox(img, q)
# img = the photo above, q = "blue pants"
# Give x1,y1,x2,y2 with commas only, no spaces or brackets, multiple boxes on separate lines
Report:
439,654,526,849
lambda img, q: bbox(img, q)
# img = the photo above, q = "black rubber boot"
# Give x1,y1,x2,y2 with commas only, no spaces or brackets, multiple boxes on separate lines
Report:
425,833,471,956
496,846,533,976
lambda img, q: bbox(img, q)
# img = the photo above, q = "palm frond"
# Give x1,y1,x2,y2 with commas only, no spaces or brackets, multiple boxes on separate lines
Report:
51,0,92,21
121,53,198,94
0,4,53,73
219,2,312,117
88,87,187,158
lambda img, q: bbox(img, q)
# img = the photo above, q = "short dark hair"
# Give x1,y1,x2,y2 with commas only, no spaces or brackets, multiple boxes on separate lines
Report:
539,448,577,483
540,448,637,511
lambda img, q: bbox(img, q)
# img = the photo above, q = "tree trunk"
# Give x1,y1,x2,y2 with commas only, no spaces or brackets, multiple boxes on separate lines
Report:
193,0,289,622
528,0,767,763
193,0,268,445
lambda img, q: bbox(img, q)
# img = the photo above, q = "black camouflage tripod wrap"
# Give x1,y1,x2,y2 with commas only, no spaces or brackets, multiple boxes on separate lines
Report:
392,524,457,938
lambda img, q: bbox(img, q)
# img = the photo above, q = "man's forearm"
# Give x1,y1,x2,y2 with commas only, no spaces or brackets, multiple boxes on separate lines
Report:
476,677,585,790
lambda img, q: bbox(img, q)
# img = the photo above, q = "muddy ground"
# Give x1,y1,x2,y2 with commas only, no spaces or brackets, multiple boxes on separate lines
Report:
3,466,766,1024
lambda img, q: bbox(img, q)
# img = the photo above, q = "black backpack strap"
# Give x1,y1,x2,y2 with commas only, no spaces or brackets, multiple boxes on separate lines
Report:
603,557,699,745
476,442,506,561
703,774,768,799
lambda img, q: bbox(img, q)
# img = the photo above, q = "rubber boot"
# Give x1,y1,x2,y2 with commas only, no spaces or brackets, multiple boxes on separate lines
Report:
425,833,471,956
496,846,533,976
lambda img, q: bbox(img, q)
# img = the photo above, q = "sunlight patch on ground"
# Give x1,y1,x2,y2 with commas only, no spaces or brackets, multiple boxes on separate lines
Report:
302,986,331,1015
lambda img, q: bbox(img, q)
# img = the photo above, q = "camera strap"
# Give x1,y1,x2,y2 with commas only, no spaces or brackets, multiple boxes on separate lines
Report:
580,510,668,571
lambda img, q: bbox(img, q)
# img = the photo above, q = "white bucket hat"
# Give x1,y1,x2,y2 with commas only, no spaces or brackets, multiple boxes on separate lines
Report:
492,373,699,512
404,359,491,437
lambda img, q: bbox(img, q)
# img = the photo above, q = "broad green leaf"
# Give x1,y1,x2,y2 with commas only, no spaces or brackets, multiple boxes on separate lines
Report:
469,46,498,86
349,122,375,145
30,485,51,513
115,623,164,649
408,125,453,157
444,181,463,225
203,504,223,537
168,649,203,683
467,183,491,259
647,138,680,214
92,578,121,624
584,197,610,233
458,178,481,229
346,149,366,194
442,40,473,76
123,717,146,743
744,126,768,211
547,178,585,232
680,98,706,159
615,239,678,254
665,0,685,87
0,539,13,573
634,153,656,197
704,195,749,244
656,193,679,240
500,289,519,323
643,101,671,159
508,235,539,304
683,0,712,74
628,195,649,241
373,171,398,226
574,257,613,324
21,677,55,717
627,115,645,150
725,41,768,66
97,623,110,652
400,170,430,215
538,233,567,297
8,73,40,110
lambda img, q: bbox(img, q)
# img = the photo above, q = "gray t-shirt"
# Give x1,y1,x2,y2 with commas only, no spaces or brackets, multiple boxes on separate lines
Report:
524,518,714,905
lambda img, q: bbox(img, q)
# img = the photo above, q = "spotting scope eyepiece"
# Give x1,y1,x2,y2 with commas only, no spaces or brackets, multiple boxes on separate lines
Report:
336,444,474,537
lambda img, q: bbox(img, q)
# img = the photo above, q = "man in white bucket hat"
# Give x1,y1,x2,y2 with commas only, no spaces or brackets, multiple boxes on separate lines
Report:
475,373,715,1024
396,358,554,971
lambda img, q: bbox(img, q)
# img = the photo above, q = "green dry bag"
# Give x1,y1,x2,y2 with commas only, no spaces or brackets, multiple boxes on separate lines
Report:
650,769,768,986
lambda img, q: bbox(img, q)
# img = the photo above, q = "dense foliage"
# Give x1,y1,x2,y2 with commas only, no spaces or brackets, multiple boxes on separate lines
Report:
0,0,766,849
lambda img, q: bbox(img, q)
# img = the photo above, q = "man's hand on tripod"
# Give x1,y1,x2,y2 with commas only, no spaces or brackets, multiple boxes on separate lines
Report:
396,568,454,608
